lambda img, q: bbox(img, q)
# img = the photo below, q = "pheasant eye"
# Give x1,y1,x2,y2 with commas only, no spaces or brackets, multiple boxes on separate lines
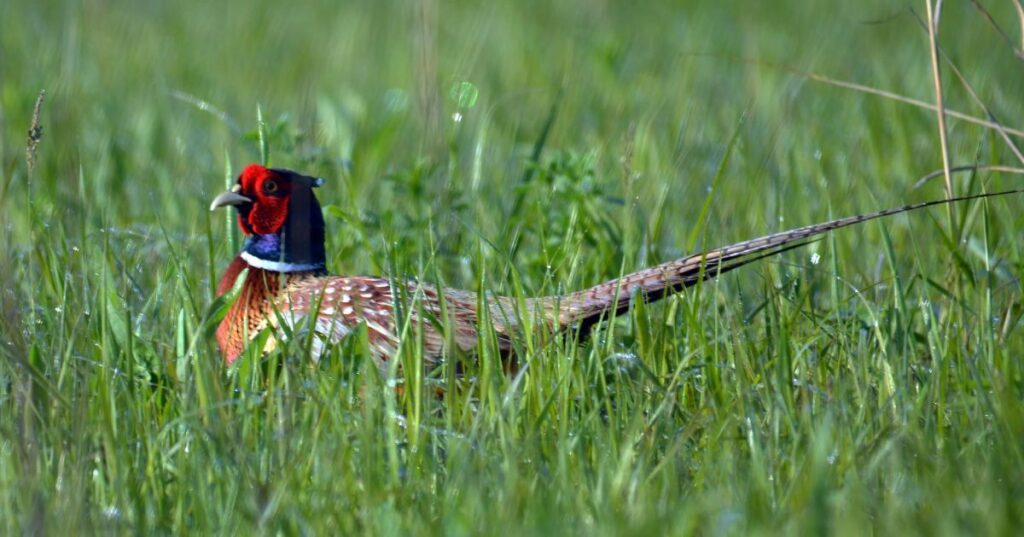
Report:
263,180,279,195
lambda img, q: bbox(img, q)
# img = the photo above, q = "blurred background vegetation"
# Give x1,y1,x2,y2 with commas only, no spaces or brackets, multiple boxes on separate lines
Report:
1,0,1023,534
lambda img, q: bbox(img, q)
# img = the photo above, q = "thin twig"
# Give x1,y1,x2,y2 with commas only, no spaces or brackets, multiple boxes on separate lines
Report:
803,71,1024,137
969,0,1024,60
942,65,1024,165
925,0,955,224
911,9,1024,165
169,90,241,134
685,53,1024,138
913,164,1024,189
1014,0,1024,53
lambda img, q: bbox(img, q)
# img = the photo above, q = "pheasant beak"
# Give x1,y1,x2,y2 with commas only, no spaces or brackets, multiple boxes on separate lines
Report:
209,185,252,211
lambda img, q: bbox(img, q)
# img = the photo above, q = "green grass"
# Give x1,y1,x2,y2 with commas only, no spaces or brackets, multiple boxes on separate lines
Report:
3,0,1024,534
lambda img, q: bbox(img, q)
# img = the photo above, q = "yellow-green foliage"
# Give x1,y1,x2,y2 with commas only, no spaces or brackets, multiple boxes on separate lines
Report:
1,1,1023,534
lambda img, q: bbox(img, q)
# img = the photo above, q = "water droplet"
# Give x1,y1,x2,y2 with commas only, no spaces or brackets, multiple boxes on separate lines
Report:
449,81,479,109
810,253,821,265
451,112,463,123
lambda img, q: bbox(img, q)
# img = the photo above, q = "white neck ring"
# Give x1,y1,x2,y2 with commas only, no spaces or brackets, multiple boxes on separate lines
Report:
241,251,324,273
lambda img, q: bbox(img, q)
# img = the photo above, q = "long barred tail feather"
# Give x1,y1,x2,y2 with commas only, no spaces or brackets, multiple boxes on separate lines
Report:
555,189,1022,331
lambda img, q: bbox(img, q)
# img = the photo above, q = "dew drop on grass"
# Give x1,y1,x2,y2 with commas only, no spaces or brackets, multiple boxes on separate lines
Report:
810,253,820,265
451,112,463,123
827,449,838,465
449,81,479,109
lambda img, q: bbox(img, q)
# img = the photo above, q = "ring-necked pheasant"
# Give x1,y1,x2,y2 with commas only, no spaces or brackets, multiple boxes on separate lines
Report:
210,164,1016,370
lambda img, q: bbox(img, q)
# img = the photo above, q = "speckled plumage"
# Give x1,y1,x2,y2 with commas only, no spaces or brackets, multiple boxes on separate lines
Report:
215,255,523,368
211,164,1018,371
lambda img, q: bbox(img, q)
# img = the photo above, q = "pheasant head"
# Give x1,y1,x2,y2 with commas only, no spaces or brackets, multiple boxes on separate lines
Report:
209,165,333,364
210,164,327,273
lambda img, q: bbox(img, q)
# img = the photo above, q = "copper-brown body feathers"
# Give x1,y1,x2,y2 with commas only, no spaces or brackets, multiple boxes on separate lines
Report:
211,165,1019,370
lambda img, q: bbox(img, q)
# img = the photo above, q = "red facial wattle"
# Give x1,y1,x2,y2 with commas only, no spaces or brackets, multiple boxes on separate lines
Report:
210,164,328,275
236,164,294,235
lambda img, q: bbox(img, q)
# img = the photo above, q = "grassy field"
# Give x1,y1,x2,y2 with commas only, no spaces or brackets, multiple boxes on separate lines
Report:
2,0,1024,534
